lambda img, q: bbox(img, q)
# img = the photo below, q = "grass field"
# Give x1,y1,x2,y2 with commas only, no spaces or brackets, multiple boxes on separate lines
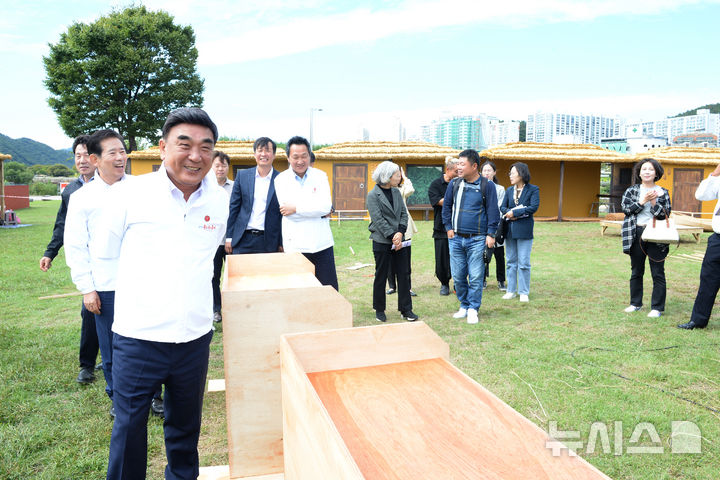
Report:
1,200,719,479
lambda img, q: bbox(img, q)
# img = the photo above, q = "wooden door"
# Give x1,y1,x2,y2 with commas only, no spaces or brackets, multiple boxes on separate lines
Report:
333,164,367,211
673,169,703,215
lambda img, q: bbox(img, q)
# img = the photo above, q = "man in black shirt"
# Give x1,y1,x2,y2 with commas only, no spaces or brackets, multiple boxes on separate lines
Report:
427,157,458,295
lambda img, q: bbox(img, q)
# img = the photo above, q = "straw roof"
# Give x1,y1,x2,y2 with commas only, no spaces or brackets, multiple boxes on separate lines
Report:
315,141,459,161
128,141,287,161
635,146,720,166
481,142,630,163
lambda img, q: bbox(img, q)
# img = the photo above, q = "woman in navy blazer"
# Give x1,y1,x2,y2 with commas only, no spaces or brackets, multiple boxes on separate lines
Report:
500,162,540,302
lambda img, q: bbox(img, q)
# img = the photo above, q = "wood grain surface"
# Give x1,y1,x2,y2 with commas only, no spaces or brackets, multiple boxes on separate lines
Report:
307,358,610,480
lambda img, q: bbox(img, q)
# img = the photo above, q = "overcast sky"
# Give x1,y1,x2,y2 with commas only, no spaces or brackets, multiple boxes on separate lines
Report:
2,0,719,149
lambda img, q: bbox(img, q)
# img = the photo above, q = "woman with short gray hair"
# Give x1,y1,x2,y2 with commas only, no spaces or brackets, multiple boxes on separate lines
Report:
367,161,418,322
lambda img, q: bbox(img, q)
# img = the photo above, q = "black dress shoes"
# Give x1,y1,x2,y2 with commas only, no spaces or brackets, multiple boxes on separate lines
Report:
151,398,165,418
409,290,417,297
401,311,419,322
375,311,387,322
76,367,96,384
677,321,706,330
386,288,396,295
439,285,450,296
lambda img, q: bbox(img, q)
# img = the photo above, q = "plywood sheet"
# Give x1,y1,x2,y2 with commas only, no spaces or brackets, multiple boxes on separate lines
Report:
307,358,610,480
222,253,352,478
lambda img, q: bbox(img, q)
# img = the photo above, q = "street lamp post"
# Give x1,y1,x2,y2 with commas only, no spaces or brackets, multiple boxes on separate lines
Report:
310,108,323,148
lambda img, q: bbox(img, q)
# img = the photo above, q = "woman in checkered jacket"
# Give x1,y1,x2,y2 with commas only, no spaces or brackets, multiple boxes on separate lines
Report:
621,158,671,319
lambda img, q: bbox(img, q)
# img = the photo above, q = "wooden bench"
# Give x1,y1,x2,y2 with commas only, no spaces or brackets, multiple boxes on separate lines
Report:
408,205,433,221
600,220,703,243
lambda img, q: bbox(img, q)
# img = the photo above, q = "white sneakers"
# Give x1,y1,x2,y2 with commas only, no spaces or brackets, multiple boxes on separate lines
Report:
466,309,478,324
452,308,467,319
624,306,662,317
501,292,529,302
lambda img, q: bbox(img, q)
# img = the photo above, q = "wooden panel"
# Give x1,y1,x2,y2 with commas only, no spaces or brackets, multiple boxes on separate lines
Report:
333,164,367,211
281,336,364,480
672,168,703,214
309,358,610,480
222,253,352,478
281,322,610,480
282,322,449,373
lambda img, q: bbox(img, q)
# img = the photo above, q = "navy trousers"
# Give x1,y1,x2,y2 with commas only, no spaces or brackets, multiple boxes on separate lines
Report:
79,302,99,370
211,245,226,313
107,330,213,480
690,232,720,327
95,291,115,400
303,246,339,291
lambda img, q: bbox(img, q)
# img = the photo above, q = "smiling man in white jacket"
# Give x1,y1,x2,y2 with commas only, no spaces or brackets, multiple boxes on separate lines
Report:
274,136,338,290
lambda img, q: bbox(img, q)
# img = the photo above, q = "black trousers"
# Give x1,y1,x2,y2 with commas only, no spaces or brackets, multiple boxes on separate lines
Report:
79,302,99,370
302,246,339,291
484,245,506,282
629,226,668,311
211,245,226,313
387,246,412,291
690,232,720,327
434,237,451,286
373,242,411,313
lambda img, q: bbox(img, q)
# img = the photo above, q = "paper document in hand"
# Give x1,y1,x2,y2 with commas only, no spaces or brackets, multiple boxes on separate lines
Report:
391,240,412,250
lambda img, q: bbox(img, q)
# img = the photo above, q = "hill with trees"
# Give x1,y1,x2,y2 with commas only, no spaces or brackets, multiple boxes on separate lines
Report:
674,103,720,117
0,133,73,167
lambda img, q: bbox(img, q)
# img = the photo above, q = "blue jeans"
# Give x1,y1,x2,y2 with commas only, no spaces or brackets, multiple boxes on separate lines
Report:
95,291,116,400
449,235,486,310
505,238,533,295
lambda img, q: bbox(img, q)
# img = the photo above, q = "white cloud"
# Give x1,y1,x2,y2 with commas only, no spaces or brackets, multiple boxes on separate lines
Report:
195,0,720,65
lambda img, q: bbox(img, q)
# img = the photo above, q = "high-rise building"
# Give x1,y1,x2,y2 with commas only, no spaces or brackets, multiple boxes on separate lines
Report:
625,109,720,146
526,112,621,144
420,115,488,150
486,119,520,147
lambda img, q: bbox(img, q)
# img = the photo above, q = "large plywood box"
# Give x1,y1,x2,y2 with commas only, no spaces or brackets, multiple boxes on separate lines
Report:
281,322,611,480
222,252,352,478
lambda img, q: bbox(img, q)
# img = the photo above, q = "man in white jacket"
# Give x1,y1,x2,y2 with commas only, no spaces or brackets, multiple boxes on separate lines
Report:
274,136,338,290
64,129,130,416
678,162,720,330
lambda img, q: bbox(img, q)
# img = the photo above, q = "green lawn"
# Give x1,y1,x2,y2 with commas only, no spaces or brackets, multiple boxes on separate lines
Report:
1,201,718,479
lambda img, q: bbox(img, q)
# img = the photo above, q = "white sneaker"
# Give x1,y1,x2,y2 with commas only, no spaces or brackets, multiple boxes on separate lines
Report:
647,309,662,318
624,305,641,313
466,309,478,324
453,308,467,318
519,294,529,303
502,292,517,300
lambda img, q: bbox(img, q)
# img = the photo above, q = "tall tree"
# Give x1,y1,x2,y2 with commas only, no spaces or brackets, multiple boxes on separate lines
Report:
43,6,204,151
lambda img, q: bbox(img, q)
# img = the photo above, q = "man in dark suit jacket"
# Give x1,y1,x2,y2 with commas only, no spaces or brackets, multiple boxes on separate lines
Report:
225,137,283,254
39,134,100,385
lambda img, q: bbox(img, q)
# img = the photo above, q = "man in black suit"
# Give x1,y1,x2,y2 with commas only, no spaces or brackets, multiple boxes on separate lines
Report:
428,156,458,296
39,134,100,385
225,137,283,254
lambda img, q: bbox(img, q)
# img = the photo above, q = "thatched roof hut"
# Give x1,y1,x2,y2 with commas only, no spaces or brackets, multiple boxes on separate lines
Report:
315,141,459,162
480,142,631,219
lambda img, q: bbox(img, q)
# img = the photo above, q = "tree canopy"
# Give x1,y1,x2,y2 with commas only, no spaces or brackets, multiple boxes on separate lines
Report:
43,6,204,151
4,161,35,184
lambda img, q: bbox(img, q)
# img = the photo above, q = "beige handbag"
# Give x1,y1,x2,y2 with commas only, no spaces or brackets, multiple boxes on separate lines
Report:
641,210,679,244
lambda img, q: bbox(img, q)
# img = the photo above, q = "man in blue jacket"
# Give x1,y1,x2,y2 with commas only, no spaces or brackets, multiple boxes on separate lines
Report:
442,149,499,325
225,137,283,255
